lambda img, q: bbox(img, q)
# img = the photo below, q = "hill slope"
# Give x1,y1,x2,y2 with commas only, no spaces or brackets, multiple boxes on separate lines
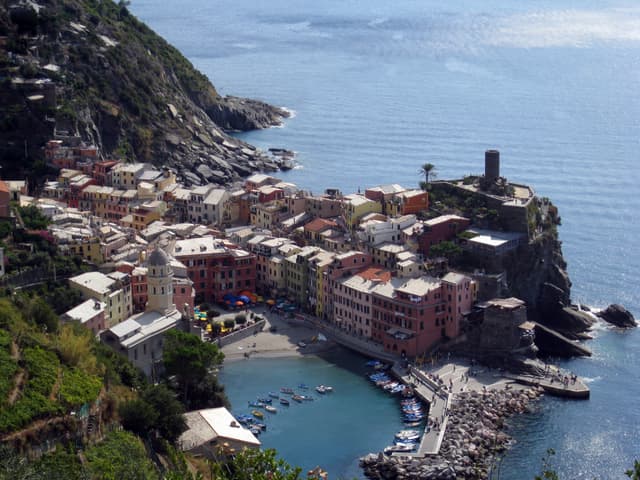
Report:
0,0,289,185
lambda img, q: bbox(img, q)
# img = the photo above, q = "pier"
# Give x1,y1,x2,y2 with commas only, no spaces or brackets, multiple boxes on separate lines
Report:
390,365,451,457
505,374,590,399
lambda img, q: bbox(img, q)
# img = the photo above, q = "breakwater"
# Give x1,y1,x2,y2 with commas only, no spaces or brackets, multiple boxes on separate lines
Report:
360,388,543,480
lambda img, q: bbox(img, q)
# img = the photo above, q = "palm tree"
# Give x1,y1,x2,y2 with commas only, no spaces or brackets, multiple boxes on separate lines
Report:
419,163,436,185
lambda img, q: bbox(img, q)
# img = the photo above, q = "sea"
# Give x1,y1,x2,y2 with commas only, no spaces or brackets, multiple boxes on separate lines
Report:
130,1,640,478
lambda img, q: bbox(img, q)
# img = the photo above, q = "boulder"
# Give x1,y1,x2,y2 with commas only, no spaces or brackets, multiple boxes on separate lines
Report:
597,304,637,328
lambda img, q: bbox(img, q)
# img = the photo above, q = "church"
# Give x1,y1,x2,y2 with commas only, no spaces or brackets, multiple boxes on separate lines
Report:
101,246,183,379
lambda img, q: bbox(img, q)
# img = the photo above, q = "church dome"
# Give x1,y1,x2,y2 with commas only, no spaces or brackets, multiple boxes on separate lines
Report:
147,247,170,267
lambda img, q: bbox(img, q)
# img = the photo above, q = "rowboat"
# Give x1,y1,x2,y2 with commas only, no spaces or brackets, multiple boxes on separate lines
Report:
280,398,290,406
252,410,264,419
265,405,277,413
292,394,304,403
268,392,280,399
280,387,294,394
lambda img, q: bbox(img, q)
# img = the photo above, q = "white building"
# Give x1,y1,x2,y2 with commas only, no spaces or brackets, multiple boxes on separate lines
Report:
178,407,260,457
100,247,182,379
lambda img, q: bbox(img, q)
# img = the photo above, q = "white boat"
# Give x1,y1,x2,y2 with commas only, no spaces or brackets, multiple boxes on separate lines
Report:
315,384,334,394
384,443,415,454
265,405,277,413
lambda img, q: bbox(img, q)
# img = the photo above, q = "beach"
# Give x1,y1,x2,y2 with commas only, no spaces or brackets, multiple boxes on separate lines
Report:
220,307,337,362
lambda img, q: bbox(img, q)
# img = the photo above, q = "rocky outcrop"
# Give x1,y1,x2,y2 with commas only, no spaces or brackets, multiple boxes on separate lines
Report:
205,96,290,131
597,304,638,328
533,322,592,357
360,388,543,480
0,0,289,185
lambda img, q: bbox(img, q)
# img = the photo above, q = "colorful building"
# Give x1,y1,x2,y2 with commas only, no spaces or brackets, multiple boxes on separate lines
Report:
172,236,256,304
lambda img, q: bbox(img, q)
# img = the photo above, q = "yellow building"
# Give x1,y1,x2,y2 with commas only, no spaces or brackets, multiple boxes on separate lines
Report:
121,201,166,231
69,271,132,327
343,194,381,230
68,237,104,264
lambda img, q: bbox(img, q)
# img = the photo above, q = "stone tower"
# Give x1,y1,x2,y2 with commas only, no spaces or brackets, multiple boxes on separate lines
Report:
146,247,174,314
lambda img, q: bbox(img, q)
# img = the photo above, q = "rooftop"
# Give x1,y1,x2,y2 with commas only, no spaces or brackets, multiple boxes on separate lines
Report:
69,271,117,295
63,299,106,323
109,309,181,348
178,407,260,451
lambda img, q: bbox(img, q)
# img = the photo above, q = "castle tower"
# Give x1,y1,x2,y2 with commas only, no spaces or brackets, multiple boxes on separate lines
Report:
146,247,174,314
484,149,500,182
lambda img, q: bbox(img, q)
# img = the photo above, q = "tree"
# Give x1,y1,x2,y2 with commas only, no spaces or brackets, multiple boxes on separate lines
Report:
142,385,186,443
429,240,462,261
26,296,59,334
85,431,157,480
119,399,158,438
163,330,224,405
419,163,436,185
209,448,302,480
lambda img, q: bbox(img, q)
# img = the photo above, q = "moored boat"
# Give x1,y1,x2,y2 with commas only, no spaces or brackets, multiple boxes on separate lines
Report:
280,387,294,394
292,394,304,403
268,392,280,399
265,405,277,413
384,443,415,454
252,410,264,419
280,398,290,406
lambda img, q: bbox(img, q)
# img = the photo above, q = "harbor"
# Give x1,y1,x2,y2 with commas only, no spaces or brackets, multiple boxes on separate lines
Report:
219,305,590,474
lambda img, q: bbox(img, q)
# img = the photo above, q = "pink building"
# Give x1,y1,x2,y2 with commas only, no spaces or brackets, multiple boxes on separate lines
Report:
62,299,107,335
322,251,372,321
333,267,391,337
372,276,447,358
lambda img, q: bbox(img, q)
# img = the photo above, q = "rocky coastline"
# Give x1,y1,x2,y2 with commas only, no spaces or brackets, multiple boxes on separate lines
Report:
360,388,543,480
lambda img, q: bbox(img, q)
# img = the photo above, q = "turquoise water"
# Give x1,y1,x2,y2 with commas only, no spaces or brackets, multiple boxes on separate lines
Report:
218,350,405,479
131,1,640,478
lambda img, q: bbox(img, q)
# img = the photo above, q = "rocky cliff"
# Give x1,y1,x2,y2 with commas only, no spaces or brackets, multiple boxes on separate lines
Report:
0,0,289,185
501,200,597,339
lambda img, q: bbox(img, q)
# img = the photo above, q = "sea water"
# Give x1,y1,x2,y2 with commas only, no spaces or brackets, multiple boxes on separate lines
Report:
131,1,640,478
218,350,405,479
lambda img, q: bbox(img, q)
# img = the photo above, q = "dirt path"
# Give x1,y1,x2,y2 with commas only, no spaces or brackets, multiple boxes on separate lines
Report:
49,368,62,401
7,341,24,405
7,369,25,405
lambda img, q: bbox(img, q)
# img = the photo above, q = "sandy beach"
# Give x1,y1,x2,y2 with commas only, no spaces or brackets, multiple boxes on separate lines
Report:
220,307,337,362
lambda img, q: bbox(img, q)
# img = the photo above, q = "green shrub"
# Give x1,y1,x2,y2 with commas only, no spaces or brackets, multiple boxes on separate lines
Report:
59,367,102,407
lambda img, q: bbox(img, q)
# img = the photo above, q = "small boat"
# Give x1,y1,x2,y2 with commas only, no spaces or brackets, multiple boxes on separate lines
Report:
280,398,290,406
248,401,265,408
404,421,423,427
252,410,264,419
250,426,262,436
316,385,334,394
265,405,277,413
298,383,309,390
268,392,280,399
300,395,314,401
395,430,421,442
257,397,272,404
252,421,267,430
292,394,304,403
281,387,294,394
384,443,415,454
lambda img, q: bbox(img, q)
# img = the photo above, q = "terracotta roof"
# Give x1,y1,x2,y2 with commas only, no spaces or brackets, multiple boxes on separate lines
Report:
0,180,10,193
356,267,392,282
304,218,337,233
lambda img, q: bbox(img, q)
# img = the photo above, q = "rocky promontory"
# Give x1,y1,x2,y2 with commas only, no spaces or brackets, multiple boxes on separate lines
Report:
0,0,289,185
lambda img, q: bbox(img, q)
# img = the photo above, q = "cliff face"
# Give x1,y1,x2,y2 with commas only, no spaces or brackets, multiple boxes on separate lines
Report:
0,0,289,184
501,201,595,338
